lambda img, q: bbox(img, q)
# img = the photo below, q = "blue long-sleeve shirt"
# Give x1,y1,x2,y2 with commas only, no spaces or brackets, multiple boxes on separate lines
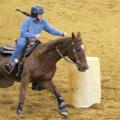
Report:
20,17,63,38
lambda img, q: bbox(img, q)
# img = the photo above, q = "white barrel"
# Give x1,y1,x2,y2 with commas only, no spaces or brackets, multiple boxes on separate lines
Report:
69,57,101,108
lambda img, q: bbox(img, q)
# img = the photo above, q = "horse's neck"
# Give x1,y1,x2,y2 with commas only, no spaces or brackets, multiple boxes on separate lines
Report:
37,37,71,64
56,38,71,58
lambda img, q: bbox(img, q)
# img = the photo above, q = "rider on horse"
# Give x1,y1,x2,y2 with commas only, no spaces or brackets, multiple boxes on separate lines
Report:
5,4,67,72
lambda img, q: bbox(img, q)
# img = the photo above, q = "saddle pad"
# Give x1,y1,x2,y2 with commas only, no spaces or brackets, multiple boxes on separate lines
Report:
3,46,15,51
0,46,15,55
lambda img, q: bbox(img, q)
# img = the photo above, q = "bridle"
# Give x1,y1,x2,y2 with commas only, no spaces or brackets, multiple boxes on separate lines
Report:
56,40,85,68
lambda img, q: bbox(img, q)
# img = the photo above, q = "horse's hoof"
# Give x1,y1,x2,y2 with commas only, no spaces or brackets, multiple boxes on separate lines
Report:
16,110,24,118
61,111,69,117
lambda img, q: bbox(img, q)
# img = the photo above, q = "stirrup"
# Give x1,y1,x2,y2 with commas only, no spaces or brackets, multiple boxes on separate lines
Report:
4,63,16,74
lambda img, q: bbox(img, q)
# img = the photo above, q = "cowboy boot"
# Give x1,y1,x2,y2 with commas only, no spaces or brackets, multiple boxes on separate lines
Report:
5,59,18,73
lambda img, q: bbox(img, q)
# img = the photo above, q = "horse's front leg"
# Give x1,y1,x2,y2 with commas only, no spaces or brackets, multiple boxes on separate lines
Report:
16,73,30,118
41,80,68,117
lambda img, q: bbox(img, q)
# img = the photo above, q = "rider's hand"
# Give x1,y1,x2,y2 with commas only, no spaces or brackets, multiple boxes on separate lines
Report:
35,34,40,39
61,32,68,37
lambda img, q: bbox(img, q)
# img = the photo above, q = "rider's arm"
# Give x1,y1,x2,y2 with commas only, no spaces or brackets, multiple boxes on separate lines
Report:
20,18,36,38
43,19,64,36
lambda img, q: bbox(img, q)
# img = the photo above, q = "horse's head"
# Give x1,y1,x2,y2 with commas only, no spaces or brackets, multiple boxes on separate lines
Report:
67,32,89,72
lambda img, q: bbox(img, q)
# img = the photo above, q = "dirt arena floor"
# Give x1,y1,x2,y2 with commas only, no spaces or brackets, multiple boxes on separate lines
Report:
0,0,120,120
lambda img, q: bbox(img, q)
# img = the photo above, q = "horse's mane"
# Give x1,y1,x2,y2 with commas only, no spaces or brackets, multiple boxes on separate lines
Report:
35,37,71,55
39,37,70,49
44,36,71,46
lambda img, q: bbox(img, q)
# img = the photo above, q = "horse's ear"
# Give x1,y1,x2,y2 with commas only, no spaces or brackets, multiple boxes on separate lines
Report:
77,32,81,38
72,32,75,39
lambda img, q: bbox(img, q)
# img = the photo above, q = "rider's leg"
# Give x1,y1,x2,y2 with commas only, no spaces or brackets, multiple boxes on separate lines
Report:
10,37,28,61
5,37,28,72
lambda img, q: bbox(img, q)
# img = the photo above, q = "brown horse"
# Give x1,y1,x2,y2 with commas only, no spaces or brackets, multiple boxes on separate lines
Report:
0,32,88,117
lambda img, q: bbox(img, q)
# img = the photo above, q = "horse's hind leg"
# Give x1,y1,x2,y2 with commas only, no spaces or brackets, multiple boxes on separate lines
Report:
41,80,68,117
16,73,30,117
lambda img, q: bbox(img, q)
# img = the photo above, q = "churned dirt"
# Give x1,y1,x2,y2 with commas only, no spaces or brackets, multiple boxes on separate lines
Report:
0,0,120,120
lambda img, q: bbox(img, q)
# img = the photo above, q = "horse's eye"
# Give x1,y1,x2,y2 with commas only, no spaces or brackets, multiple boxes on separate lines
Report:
76,48,81,51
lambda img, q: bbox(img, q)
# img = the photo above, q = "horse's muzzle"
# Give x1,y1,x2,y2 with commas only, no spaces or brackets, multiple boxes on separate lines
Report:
76,63,89,72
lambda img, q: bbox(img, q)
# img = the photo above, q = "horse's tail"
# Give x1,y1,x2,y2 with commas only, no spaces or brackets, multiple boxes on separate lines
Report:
16,9,31,17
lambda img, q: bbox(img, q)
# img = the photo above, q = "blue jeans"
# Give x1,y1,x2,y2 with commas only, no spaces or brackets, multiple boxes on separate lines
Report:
10,37,28,61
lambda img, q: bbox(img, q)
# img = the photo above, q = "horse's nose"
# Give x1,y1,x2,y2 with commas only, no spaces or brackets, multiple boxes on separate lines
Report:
81,65,89,72
85,64,89,70
77,63,89,72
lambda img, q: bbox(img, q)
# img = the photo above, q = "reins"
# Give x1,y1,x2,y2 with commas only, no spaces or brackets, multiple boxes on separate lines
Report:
56,46,74,64
55,40,82,68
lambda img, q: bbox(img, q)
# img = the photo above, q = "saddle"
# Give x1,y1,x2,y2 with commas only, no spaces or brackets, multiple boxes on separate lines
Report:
0,40,41,79
0,40,41,57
